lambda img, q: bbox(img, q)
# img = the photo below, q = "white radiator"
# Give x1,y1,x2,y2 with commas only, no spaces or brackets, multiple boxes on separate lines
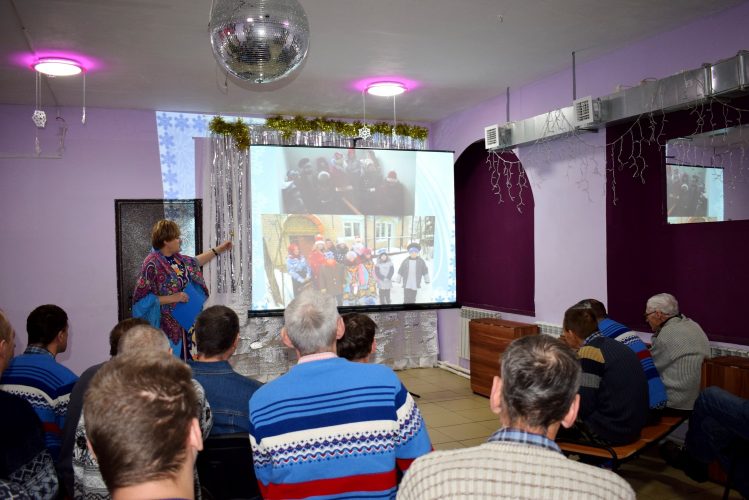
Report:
710,343,749,358
459,307,502,360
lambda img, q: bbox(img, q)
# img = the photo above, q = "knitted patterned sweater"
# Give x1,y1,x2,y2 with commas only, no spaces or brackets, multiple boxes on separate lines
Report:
578,332,649,445
249,356,432,499
598,318,668,409
0,347,78,460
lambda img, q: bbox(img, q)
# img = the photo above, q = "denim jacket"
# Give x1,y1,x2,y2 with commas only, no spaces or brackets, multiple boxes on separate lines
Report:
188,360,262,436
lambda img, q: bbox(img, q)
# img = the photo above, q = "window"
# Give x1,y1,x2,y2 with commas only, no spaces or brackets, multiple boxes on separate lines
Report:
375,222,393,239
343,221,361,238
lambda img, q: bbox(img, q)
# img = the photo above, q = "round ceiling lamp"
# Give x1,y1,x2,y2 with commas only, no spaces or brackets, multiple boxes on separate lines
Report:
366,81,407,97
33,57,83,76
209,0,310,84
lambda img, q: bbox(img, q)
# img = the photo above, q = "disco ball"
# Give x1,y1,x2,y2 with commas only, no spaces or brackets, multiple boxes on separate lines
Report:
209,0,310,84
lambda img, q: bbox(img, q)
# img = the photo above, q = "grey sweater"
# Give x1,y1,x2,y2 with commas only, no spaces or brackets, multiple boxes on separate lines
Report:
650,315,711,410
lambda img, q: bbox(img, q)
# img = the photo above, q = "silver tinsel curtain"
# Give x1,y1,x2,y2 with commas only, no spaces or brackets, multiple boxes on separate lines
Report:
202,133,438,381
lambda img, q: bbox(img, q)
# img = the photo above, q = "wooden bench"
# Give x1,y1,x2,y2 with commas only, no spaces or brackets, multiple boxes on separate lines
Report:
556,415,687,471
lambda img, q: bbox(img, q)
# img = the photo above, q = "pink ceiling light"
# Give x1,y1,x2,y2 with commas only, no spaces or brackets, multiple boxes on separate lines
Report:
33,57,83,76
366,81,406,97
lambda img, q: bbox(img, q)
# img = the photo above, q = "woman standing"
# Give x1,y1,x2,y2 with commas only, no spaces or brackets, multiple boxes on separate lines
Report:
133,219,231,360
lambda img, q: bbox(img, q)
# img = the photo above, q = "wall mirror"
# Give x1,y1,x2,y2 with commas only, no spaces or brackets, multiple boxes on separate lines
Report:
666,124,749,224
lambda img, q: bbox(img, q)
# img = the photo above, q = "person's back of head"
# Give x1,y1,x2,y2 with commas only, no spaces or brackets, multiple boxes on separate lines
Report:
338,313,376,362
109,318,149,357
118,324,170,356
26,304,68,348
563,304,599,341
194,305,239,359
282,290,341,356
578,298,607,321
0,309,15,373
498,335,581,431
83,351,201,496
646,292,679,316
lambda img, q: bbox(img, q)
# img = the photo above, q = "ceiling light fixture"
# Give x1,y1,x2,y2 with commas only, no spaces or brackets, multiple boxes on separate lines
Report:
33,57,83,76
366,81,406,97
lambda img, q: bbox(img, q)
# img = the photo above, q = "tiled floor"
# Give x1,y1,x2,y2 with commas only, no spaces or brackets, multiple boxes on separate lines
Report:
396,367,742,500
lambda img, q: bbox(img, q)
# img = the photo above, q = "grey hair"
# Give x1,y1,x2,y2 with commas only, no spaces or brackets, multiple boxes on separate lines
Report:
500,335,581,430
646,293,679,316
118,324,170,355
283,290,339,356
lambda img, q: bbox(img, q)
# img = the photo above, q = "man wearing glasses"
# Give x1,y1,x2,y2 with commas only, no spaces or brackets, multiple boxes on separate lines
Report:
645,293,710,412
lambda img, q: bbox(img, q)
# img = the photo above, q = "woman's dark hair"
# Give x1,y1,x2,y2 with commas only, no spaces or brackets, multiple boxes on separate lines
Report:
26,304,68,346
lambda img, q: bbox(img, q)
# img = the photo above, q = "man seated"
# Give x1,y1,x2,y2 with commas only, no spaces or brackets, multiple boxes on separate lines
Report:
0,309,59,499
645,293,710,411
58,317,149,497
84,351,203,499
559,303,649,446
337,312,377,362
584,299,668,411
249,290,432,499
73,324,213,499
0,304,78,460
663,387,749,497
189,305,262,436
398,335,635,499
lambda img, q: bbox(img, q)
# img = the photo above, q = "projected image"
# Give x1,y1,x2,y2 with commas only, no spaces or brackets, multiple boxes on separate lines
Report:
281,149,414,215
666,164,724,224
259,214,435,307
250,145,456,311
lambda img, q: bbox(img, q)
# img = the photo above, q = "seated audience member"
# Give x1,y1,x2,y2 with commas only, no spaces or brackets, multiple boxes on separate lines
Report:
0,309,59,499
73,324,213,499
559,304,649,446
58,317,149,497
645,293,710,411
398,335,635,500
249,290,432,499
0,304,78,460
584,299,668,410
663,387,749,497
189,305,262,436
337,312,377,362
84,351,203,499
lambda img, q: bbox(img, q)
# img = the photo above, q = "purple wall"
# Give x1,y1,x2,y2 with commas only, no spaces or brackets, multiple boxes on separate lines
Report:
0,105,163,374
433,1,749,366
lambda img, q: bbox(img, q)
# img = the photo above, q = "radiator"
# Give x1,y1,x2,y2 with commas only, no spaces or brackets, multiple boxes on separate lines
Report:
458,307,502,360
710,343,749,358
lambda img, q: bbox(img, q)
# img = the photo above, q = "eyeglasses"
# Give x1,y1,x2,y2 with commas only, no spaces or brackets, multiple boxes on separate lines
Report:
643,311,656,320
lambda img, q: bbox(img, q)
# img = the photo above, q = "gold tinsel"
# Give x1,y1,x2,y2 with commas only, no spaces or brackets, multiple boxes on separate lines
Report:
265,115,429,141
209,116,250,150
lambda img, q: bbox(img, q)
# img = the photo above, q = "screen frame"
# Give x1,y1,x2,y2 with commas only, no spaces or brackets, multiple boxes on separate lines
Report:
247,144,458,316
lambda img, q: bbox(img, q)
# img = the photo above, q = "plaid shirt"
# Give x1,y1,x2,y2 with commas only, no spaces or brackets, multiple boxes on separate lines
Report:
487,427,562,453
24,345,54,357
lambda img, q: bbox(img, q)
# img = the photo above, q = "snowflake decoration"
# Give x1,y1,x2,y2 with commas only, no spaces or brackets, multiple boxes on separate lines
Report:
358,125,371,140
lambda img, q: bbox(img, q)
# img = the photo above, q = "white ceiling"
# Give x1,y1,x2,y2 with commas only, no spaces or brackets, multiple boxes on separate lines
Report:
1,0,745,123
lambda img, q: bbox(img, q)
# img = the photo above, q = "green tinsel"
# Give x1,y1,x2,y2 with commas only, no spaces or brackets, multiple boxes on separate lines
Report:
209,116,250,150
265,115,428,141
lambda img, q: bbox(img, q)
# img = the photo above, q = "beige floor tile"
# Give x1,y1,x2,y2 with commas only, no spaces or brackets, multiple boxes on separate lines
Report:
402,380,445,394
436,422,494,441
417,390,467,403
433,441,467,451
458,437,490,447
414,402,448,416
424,427,455,444
452,406,497,422
432,397,488,411
422,411,473,428
476,419,501,432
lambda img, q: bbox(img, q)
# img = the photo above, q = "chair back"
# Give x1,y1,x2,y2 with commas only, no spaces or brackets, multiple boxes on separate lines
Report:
196,432,260,500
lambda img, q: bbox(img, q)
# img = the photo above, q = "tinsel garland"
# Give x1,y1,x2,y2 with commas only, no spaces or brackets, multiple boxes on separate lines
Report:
266,115,429,141
209,116,251,150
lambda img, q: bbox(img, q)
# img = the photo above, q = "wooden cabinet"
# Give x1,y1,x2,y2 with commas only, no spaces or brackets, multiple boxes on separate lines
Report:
469,318,539,397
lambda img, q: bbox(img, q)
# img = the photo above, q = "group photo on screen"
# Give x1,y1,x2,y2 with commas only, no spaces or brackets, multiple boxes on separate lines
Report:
280,148,414,215
260,214,435,308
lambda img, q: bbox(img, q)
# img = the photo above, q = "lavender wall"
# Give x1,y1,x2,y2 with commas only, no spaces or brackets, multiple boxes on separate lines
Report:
434,1,749,366
0,105,163,374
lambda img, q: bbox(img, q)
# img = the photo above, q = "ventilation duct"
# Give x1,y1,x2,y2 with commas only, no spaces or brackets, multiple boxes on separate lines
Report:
486,50,749,150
